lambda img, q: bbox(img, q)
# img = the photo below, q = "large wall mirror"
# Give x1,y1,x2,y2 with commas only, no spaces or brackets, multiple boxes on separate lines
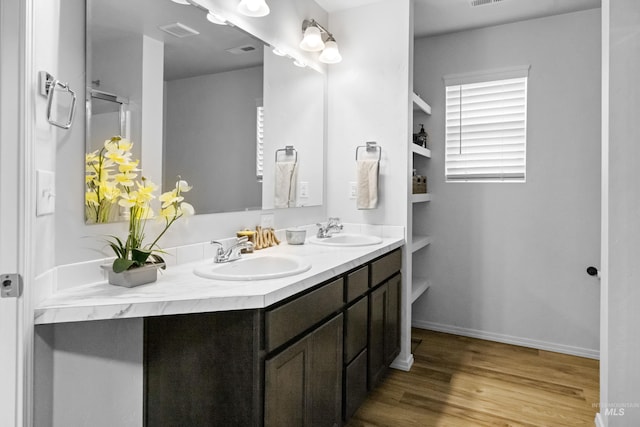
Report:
85,0,325,223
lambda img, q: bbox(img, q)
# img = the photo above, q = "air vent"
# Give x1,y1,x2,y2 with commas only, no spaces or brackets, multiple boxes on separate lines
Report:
158,22,200,38
225,45,258,55
469,0,505,6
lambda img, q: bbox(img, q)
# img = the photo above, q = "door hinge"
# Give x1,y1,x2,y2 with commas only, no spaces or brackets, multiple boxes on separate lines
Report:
1,273,23,298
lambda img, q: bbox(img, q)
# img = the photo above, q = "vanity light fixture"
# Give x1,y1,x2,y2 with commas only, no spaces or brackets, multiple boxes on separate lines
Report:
237,0,270,17
206,10,227,25
299,19,342,64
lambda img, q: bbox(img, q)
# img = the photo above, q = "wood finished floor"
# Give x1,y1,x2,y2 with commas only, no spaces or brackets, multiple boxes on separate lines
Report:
346,329,599,427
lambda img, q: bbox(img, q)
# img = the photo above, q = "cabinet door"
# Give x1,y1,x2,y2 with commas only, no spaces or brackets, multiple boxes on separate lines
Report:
384,274,401,365
368,273,401,389
368,283,387,389
265,314,343,427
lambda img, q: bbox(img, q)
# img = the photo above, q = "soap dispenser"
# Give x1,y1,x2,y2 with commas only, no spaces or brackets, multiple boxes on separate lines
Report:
417,124,429,148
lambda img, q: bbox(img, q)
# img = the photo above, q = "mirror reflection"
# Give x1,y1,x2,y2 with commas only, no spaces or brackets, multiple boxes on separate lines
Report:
85,0,325,223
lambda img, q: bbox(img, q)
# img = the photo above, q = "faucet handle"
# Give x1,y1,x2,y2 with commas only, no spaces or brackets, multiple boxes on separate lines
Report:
210,240,225,256
236,235,249,244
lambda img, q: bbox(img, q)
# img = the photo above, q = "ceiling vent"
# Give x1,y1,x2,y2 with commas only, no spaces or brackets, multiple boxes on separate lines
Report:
469,0,505,6
225,45,258,55
158,22,200,38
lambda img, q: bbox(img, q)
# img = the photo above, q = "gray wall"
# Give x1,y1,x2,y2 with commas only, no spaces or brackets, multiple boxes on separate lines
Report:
605,0,640,424
411,9,602,356
164,66,263,214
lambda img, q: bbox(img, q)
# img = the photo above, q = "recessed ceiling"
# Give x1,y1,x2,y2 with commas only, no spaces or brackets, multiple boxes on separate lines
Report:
314,0,601,38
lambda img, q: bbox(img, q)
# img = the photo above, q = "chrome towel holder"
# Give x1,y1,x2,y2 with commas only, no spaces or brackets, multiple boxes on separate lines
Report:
39,71,77,130
275,145,298,163
356,141,382,161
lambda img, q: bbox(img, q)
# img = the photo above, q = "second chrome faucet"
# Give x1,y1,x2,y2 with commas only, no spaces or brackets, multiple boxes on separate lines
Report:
210,236,255,263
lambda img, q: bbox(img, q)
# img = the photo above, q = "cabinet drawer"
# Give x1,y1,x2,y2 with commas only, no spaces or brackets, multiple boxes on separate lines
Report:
345,297,368,363
346,266,368,303
371,249,401,288
266,278,344,352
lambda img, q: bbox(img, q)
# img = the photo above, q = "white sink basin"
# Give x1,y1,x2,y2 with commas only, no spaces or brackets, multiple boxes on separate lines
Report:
308,233,383,247
193,254,311,281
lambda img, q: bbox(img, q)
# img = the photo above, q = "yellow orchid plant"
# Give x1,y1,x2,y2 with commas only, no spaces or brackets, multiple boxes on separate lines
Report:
86,136,194,273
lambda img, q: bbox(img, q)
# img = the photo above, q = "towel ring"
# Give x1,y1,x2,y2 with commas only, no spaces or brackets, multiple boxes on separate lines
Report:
356,141,382,161
275,145,298,163
39,71,77,130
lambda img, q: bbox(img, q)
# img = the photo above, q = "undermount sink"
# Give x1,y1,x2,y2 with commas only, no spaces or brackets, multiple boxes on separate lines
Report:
308,233,383,247
193,254,311,281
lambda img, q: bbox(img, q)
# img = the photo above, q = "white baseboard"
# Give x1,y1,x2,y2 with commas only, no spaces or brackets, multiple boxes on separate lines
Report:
595,412,605,427
412,320,599,360
390,353,414,372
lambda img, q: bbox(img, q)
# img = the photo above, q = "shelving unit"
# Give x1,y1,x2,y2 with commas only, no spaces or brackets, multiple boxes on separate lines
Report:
409,92,432,305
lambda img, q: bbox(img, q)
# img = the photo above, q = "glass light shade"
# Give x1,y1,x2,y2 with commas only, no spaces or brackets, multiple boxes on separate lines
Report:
206,11,226,25
293,59,307,68
237,0,270,17
319,40,342,64
299,26,325,52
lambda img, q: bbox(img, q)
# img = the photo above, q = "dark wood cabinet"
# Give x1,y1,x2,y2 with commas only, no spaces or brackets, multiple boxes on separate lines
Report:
143,248,402,427
265,314,343,427
368,273,402,390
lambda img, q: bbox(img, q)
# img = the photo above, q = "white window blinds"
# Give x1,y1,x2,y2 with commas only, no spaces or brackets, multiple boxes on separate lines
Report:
256,105,264,182
445,72,528,182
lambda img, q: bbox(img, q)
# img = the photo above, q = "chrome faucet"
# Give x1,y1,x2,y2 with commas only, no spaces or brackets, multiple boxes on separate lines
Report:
316,217,343,238
210,236,254,263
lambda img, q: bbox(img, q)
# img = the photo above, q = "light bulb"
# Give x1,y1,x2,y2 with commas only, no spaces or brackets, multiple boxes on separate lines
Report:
206,11,226,25
299,26,325,52
319,39,342,64
237,0,270,17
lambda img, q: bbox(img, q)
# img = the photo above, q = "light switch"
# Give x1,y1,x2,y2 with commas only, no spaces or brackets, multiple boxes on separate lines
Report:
299,181,309,198
349,182,357,199
260,213,274,229
36,170,56,216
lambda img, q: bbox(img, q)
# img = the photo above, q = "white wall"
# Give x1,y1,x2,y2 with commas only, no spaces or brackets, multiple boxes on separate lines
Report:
262,50,325,209
326,0,411,226
603,0,640,424
164,66,263,213
411,9,602,357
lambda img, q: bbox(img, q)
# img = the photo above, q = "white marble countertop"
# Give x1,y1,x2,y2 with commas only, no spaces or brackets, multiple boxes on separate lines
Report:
34,237,404,325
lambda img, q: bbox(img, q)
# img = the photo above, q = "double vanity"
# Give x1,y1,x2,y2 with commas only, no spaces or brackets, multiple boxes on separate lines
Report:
35,229,404,426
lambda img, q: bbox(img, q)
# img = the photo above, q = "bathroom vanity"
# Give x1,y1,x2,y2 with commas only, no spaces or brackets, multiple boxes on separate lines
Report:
35,235,403,426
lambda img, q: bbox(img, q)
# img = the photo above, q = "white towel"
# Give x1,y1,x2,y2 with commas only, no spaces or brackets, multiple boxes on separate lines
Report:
356,159,379,209
274,161,298,208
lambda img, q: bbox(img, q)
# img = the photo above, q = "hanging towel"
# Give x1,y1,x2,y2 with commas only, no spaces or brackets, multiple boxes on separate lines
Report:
356,159,379,209
274,161,298,208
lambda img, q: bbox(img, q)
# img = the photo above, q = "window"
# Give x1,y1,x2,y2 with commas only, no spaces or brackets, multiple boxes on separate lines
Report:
256,104,264,182
444,67,529,182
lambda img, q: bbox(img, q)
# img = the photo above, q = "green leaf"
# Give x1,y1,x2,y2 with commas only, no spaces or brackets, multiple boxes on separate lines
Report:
132,248,152,265
148,254,166,269
113,258,136,273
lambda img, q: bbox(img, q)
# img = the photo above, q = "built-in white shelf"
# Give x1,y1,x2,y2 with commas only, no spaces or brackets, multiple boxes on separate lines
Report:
412,92,432,115
411,144,431,158
411,278,431,303
411,193,431,203
411,235,432,252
